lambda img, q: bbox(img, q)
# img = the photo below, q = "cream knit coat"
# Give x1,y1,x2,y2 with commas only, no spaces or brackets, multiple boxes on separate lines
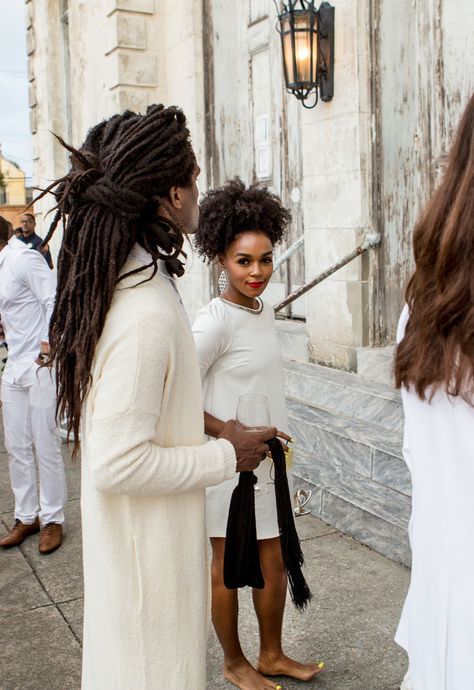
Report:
80,258,236,690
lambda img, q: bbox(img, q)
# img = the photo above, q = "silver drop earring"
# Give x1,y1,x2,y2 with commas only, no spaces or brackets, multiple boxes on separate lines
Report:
218,270,228,294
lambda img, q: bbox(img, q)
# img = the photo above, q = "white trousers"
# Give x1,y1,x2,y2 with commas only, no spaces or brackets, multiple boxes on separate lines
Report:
1,362,67,525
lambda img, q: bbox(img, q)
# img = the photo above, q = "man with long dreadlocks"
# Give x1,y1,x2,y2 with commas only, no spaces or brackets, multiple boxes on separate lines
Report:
39,105,276,690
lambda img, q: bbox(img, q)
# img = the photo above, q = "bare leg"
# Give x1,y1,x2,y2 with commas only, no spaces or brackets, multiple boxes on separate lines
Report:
210,537,277,690
254,537,324,681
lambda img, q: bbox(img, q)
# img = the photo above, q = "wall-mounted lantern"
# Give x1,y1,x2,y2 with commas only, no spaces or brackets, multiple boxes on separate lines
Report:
275,1,335,109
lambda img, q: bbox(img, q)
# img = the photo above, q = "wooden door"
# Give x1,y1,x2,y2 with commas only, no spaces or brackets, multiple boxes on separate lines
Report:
203,0,306,317
373,0,474,343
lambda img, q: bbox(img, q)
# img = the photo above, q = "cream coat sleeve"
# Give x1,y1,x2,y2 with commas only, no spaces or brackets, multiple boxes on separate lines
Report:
86,307,236,496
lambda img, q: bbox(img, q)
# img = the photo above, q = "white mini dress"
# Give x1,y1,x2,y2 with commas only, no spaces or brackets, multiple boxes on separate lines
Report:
192,297,292,540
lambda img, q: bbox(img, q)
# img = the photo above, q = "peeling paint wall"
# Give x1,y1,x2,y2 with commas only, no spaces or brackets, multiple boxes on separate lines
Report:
27,0,474,364
27,0,211,316
373,0,474,343
203,0,306,314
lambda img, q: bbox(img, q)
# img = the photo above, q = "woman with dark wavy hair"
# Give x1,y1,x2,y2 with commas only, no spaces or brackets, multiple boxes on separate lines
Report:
394,93,474,690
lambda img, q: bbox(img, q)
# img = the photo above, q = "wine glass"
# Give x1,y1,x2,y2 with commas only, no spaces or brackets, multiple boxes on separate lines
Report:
236,393,271,494
236,393,271,432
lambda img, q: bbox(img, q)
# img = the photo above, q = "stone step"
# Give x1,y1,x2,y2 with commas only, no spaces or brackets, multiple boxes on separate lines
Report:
287,396,410,496
356,345,396,386
284,358,403,434
287,396,411,564
293,471,411,566
275,319,309,363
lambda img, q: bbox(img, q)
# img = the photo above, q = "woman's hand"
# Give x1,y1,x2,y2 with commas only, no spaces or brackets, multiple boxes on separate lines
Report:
265,430,292,458
277,430,291,444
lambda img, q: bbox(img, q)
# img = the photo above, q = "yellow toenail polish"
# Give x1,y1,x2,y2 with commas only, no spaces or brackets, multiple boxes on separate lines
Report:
318,661,325,669
275,686,283,690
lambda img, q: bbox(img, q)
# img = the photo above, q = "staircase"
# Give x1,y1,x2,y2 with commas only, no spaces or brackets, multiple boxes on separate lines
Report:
277,322,411,566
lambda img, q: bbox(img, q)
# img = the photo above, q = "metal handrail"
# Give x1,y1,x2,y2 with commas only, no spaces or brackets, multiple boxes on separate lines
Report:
274,232,380,313
273,235,304,272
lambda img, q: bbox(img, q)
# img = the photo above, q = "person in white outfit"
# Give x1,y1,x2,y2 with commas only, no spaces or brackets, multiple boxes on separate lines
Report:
193,179,324,690
394,93,474,690
36,106,277,690
0,215,66,554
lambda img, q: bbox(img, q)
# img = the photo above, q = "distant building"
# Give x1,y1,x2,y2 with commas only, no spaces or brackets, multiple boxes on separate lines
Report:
0,149,26,206
0,148,28,228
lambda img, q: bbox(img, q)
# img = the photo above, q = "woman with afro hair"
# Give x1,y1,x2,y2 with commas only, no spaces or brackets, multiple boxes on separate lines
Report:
192,179,324,690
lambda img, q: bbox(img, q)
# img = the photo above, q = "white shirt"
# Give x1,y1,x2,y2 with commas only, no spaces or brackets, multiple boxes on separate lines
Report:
0,237,56,383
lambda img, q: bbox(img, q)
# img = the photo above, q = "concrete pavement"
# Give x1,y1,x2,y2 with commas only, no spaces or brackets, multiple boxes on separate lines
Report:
0,425,410,690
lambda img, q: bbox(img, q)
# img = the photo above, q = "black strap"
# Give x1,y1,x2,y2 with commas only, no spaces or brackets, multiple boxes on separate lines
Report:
223,470,264,589
223,438,312,610
268,437,312,610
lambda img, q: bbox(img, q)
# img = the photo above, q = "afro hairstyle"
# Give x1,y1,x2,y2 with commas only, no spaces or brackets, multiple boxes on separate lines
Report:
194,178,291,262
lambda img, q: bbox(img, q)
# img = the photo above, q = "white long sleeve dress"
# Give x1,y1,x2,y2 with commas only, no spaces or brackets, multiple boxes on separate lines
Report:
192,297,292,540
395,305,474,690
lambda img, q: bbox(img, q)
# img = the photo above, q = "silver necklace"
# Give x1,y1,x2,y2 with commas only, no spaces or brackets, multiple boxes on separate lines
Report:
219,296,263,315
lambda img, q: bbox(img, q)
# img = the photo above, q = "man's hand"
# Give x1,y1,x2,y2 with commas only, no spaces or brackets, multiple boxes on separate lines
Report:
218,420,277,472
36,340,50,365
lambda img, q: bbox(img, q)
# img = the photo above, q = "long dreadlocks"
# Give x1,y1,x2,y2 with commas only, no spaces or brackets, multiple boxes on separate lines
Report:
35,104,197,455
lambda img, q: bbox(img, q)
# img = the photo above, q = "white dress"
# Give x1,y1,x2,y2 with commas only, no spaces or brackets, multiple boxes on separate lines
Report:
395,305,474,690
192,297,292,540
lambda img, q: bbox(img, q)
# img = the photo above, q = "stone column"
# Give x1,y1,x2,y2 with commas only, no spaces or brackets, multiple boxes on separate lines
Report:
300,0,374,370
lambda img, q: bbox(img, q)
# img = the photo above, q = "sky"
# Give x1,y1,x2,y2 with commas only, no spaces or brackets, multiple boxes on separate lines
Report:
0,0,32,182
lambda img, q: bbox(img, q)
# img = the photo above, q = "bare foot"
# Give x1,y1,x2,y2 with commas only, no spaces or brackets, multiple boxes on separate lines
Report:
258,652,325,681
224,658,280,690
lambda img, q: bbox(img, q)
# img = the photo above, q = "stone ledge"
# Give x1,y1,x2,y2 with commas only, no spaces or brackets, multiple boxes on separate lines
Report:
106,13,147,54
287,396,403,460
106,50,157,89
105,0,155,16
293,473,411,566
276,320,309,363
356,345,395,386
284,358,403,433
293,448,410,529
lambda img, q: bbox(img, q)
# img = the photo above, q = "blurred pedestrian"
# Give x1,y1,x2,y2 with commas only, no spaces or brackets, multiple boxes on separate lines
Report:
18,212,54,269
37,105,277,690
0,215,66,554
394,92,474,690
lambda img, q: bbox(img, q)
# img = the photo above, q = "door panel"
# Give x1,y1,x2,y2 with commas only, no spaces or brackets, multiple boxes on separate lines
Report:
205,0,306,316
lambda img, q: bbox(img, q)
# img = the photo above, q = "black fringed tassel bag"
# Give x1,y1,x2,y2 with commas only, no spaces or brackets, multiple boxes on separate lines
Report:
223,438,312,610
223,470,265,589
267,437,312,610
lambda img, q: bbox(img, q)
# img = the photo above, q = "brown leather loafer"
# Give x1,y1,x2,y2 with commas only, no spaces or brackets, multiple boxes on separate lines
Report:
0,517,40,548
38,523,63,554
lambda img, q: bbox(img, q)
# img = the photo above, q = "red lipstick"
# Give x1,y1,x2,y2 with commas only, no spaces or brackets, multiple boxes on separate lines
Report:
247,281,264,288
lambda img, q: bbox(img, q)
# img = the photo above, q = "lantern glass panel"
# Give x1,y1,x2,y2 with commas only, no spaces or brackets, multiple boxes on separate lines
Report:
281,16,295,85
293,14,316,85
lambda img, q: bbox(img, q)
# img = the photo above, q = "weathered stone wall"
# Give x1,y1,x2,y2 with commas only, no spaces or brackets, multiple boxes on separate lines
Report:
27,0,211,315
26,0,474,353
299,0,374,370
